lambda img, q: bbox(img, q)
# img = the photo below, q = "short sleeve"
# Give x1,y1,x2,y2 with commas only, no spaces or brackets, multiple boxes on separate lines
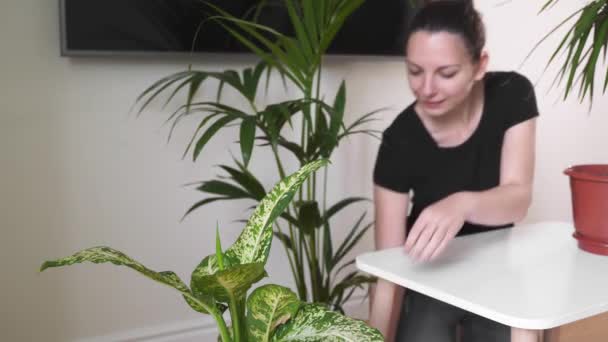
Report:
501,72,539,129
373,130,412,193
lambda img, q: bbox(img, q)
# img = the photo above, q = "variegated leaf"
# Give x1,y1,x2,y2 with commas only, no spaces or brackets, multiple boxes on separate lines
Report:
191,262,267,303
191,252,238,282
271,304,383,342
40,246,218,314
226,159,328,265
246,285,301,342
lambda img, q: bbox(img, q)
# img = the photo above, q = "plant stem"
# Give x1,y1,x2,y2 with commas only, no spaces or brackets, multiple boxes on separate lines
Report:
270,144,287,180
228,295,244,342
211,310,232,342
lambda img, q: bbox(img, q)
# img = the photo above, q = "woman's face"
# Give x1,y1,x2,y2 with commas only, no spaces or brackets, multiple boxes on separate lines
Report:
405,30,486,117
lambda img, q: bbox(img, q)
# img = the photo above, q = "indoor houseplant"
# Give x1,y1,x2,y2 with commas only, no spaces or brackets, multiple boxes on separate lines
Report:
40,159,384,342
136,0,379,307
532,0,608,255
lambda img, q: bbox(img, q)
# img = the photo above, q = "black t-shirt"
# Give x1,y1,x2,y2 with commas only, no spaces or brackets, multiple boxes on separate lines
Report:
373,71,539,237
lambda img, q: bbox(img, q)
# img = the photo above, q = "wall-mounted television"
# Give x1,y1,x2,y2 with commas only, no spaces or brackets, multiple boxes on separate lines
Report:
59,0,412,57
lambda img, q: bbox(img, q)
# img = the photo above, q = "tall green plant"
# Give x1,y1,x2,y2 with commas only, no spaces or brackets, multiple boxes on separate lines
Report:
41,160,384,342
136,0,380,310
528,0,608,104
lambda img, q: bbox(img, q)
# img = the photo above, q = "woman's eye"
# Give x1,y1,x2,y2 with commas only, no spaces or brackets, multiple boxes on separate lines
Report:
408,69,422,76
440,72,457,79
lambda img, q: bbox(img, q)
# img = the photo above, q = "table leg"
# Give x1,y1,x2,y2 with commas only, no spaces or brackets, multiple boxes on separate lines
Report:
511,327,540,342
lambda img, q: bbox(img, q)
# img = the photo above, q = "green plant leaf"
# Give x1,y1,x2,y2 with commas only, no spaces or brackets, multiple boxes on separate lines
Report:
331,213,372,270
319,0,365,54
193,115,237,161
274,230,294,250
191,262,267,303
240,118,256,167
330,271,376,306
322,197,369,224
216,223,225,271
219,164,266,201
271,303,383,341
40,246,218,315
197,180,251,199
296,200,322,235
246,284,301,342
224,159,329,266
135,71,192,115
182,197,228,220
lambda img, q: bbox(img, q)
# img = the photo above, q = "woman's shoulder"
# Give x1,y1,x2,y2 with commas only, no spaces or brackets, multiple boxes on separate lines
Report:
382,104,421,143
485,70,535,95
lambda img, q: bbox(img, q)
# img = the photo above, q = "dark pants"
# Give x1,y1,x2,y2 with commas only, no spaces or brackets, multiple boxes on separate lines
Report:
395,291,510,342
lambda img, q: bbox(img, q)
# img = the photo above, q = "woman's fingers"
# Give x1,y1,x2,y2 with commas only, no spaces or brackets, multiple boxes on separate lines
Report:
404,215,426,252
418,226,447,262
406,220,435,260
428,221,460,261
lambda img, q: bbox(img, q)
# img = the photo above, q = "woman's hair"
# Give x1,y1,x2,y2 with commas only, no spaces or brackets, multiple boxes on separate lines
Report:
405,0,486,62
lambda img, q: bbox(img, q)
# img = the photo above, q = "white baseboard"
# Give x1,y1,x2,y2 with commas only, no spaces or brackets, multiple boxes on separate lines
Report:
79,296,369,342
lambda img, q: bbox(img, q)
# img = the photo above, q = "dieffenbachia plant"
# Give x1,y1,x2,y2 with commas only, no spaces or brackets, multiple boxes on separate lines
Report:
40,159,383,342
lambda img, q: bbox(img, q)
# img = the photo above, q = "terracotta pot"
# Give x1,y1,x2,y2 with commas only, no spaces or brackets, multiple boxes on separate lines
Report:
564,164,608,255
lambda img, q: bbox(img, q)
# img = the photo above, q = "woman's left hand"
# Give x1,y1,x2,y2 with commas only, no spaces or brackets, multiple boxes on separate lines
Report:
404,192,473,262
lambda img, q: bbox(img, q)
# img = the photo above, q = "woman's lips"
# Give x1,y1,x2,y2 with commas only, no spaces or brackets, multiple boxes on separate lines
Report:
423,99,445,109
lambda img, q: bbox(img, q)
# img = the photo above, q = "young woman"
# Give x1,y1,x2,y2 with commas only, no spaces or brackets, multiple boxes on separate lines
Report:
368,1,539,341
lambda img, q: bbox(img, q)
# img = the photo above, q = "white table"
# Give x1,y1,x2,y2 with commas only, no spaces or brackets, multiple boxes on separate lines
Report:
356,221,608,340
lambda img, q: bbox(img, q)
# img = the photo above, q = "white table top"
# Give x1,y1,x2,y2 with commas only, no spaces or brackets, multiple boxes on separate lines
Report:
356,221,608,329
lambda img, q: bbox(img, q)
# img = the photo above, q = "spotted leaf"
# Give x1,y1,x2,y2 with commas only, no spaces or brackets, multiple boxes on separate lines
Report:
271,304,383,342
225,159,328,266
191,262,267,303
40,246,219,315
246,284,301,342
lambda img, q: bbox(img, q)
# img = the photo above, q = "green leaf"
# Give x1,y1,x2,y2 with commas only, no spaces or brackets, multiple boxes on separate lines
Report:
330,271,376,306
40,246,218,315
330,82,346,135
246,284,301,342
197,180,251,199
135,71,192,114
182,197,228,220
296,200,322,235
322,222,333,279
319,0,365,54
193,115,237,161
224,159,329,266
216,223,225,271
273,230,293,250
240,118,256,167
271,303,383,342
219,164,266,201
331,213,372,270
191,262,267,303
285,0,314,65
322,197,369,224
187,73,207,112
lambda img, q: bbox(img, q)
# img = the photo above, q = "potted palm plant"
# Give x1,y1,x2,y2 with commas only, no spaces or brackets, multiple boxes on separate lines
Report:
41,160,384,342
136,0,379,306
532,0,608,255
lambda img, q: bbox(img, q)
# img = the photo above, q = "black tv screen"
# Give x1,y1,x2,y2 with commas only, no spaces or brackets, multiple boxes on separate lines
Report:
60,0,412,57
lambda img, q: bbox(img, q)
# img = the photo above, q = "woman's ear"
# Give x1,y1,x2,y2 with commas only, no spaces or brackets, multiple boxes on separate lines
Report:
474,50,489,81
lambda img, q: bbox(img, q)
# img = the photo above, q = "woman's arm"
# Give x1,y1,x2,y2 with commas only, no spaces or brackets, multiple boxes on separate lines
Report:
368,185,409,342
463,118,536,225
404,118,537,262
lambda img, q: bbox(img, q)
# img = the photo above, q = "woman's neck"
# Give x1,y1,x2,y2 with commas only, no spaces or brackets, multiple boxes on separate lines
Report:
420,81,484,147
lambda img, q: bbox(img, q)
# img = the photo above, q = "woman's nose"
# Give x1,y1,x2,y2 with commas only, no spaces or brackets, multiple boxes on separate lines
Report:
421,77,436,97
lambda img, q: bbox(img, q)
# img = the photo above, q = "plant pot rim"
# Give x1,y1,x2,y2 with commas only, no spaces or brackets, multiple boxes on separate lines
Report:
564,164,608,183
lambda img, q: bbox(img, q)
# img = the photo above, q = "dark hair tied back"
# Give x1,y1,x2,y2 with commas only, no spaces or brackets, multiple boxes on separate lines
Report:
407,0,486,62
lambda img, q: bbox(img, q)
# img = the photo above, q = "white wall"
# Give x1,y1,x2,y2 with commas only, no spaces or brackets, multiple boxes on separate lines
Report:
1,0,607,341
